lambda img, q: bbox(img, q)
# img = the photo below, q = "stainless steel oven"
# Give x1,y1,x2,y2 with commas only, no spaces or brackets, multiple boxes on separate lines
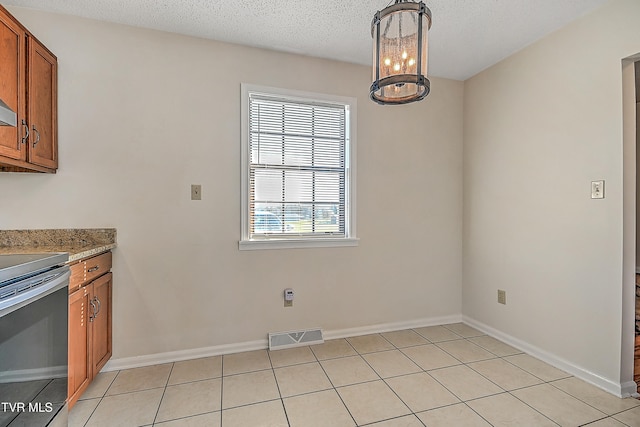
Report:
0,253,70,427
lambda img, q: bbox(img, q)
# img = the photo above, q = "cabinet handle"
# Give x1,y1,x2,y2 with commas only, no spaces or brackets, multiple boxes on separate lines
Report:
93,296,101,318
32,125,40,148
21,120,29,145
87,266,100,273
89,299,97,322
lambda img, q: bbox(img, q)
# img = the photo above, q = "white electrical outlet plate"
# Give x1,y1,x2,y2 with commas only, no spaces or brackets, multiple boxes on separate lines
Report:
498,290,506,305
591,180,604,199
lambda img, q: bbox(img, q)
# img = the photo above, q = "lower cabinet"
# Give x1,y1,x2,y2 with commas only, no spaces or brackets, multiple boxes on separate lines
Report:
68,253,113,409
68,286,91,406
90,273,112,376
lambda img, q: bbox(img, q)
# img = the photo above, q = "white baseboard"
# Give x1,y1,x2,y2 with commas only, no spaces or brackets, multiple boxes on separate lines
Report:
620,381,640,397
103,313,639,399
323,314,463,340
0,365,67,383
462,315,638,398
103,314,463,372
103,339,267,372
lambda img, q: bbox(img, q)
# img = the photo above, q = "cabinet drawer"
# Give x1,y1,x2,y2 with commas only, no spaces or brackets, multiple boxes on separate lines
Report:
68,252,112,293
85,252,112,282
69,263,84,292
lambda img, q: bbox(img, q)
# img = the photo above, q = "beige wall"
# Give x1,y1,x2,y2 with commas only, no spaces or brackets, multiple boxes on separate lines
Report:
1,8,464,360
463,0,640,395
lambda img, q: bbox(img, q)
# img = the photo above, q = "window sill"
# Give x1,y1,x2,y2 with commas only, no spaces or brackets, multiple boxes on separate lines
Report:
239,238,359,251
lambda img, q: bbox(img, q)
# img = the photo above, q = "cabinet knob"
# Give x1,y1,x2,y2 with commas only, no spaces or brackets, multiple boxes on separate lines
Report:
87,266,100,273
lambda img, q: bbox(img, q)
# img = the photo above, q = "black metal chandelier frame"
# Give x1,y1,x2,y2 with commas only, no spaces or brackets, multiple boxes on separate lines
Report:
370,0,432,105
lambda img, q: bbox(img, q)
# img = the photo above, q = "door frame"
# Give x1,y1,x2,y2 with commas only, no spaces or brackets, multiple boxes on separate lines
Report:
622,55,639,395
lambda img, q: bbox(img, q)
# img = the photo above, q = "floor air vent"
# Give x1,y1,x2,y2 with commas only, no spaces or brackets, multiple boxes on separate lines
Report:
268,328,324,351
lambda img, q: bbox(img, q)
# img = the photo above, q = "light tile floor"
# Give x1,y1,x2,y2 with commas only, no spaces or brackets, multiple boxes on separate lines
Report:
70,323,640,427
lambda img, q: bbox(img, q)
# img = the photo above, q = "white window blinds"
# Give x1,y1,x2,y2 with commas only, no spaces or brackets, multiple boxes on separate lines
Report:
248,92,349,239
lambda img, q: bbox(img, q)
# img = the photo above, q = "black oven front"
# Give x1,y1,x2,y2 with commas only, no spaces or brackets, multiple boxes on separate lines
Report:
0,253,70,427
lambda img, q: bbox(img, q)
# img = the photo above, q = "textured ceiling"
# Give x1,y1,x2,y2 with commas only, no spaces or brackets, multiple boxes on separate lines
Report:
3,0,609,81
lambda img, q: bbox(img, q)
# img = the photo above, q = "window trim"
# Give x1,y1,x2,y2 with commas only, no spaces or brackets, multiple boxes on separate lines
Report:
240,83,358,250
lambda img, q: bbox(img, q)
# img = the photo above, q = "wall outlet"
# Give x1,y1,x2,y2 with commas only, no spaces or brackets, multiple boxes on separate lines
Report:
284,300,293,308
191,184,202,200
497,290,506,305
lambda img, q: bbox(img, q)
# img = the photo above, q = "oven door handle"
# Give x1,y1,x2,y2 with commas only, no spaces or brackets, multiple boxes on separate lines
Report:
0,267,70,318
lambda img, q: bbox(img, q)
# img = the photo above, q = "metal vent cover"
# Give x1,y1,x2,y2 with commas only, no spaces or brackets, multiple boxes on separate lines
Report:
268,328,324,351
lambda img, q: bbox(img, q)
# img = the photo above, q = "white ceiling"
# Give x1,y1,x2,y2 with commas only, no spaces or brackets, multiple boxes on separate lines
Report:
4,0,609,81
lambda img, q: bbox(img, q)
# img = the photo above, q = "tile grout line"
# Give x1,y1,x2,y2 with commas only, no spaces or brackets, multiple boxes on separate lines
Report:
504,388,564,427
151,362,175,425
545,377,640,420
316,337,361,426
451,337,564,427
459,401,500,427
356,334,418,422
80,369,121,427
394,334,489,425
499,353,572,384
430,336,500,366
365,332,469,424
406,330,559,427
424,327,548,427
264,346,292,427
604,405,640,422
360,331,508,427
396,333,470,406
506,375,640,425
356,414,427,427
349,332,475,426
579,415,626,426
493,351,585,426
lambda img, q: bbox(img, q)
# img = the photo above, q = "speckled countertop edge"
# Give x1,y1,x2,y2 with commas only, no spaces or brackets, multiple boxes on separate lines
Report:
0,229,117,262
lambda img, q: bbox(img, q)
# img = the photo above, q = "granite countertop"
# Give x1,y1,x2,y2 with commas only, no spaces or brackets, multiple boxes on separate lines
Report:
0,229,117,262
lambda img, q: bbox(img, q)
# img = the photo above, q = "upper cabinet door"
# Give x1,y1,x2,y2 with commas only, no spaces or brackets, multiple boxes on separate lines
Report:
27,38,57,169
0,10,26,161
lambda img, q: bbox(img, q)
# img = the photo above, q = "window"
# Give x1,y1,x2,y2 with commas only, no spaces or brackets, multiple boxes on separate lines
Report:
240,84,358,250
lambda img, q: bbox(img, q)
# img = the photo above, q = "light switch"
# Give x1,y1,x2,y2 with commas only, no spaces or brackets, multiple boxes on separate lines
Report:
191,184,202,200
591,180,604,199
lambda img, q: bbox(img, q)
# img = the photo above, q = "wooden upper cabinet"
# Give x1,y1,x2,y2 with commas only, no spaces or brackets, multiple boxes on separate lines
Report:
0,9,26,161
27,38,57,169
0,5,57,173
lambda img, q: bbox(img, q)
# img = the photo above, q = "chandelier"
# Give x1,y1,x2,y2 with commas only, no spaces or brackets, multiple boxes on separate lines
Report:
370,0,432,105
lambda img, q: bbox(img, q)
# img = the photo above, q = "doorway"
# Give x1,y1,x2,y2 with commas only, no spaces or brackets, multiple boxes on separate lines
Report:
635,273,639,386
635,60,640,388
